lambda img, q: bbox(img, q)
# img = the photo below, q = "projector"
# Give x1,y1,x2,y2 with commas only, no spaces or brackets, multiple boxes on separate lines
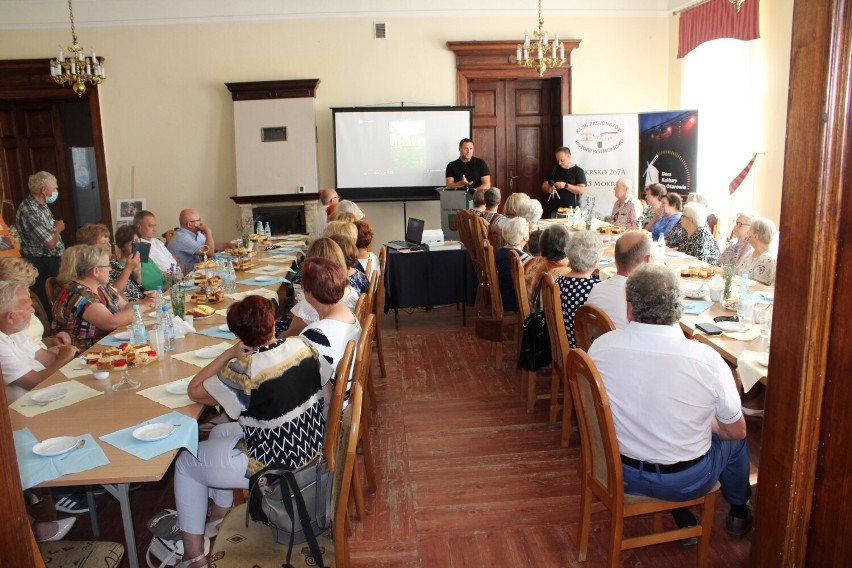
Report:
421,229,444,247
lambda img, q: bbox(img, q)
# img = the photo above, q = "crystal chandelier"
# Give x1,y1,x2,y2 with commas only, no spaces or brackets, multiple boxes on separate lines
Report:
49,0,106,97
516,0,565,77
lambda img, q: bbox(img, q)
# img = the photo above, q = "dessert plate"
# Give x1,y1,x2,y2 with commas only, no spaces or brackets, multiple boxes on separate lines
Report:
32,436,79,457
254,275,275,282
31,386,68,404
218,324,231,332
114,331,131,341
756,353,769,367
166,379,190,395
196,346,225,359
717,321,746,333
133,423,175,442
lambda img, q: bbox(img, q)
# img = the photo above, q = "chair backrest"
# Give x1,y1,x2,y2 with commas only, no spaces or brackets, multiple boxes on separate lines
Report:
455,210,473,252
707,213,720,240
354,294,369,325
541,274,570,373
364,258,373,277
29,291,50,336
365,270,379,315
44,276,60,307
566,348,623,509
354,313,376,388
574,304,616,352
508,249,530,322
331,381,362,568
487,221,504,251
323,339,356,471
374,249,386,321
481,239,503,319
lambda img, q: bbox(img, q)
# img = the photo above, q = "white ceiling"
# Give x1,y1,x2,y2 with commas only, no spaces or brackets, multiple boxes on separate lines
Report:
0,0,688,28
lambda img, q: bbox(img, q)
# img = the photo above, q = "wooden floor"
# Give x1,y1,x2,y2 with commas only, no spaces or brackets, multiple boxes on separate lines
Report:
49,306,760,567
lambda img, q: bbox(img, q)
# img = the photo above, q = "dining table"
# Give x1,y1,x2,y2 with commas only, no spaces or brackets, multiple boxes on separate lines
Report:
8,235,307,568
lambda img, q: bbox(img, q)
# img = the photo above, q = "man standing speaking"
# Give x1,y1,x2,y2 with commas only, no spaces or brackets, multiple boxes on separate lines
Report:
445,138,491,189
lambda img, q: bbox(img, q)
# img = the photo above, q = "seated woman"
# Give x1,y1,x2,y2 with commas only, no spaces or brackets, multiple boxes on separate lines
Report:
524,224,571,304
650,193,683,241
300,257,362,406
76,223,144,301
174,295,330,568
717,210,757,267
518,198,543,233
677,202,721,264
283,238,359,337
328,234,370,294
526,229,544,257
354,219,380,277
114,224,166,291
52,245,156,350
334,199,364,220
554,230,602,348
494,217,530,313
0,257,71,347
736,216,777,285
641,183,667,231
488,192,529,244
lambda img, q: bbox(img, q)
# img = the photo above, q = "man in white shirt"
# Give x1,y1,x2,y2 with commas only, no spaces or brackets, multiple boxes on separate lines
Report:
588,264,753,536
0,282,77,403
311,188,339,242
134,210,178,272
586,232,653,329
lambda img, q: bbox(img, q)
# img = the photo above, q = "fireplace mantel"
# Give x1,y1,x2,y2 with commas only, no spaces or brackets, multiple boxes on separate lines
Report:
230,193,319,205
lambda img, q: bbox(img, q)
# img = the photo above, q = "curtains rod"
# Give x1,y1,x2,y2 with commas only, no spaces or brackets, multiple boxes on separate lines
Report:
672,0,714,16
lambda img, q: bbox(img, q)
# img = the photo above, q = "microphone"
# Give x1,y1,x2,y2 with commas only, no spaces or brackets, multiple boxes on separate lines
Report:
548,179,555,187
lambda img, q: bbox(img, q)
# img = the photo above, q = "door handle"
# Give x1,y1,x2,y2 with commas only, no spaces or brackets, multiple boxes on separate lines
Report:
509,170,519,190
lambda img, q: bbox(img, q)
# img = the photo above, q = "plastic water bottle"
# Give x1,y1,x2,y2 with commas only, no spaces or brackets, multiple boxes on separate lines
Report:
161,306,176,351
131,305,149,345
256,220,264,236
225,261,237,292
152,285,166,322
656,234,666,264
737,274,754,322
264,221,272,238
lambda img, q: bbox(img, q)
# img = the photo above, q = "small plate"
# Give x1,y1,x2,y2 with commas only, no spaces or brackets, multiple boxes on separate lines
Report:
254,275,275,282
196,346,225,359
114,331,131,341
166,379,190,395
31,386,68,403
132,423,175,442
717,321,746,333
32,436,79,457
218,324,231,332
684,288,706,299
262,266,278,272
756,353,769,367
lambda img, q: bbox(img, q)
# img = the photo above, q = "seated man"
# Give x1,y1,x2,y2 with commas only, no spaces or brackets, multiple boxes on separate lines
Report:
585,232,652,329
133,210,179,272
311,188,339,242
0,282,77,403
588,264,753,535
167,208,222,272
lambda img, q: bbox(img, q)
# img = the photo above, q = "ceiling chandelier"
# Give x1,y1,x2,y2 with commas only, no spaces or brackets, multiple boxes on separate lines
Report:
516,0,565,77
49,0,106,97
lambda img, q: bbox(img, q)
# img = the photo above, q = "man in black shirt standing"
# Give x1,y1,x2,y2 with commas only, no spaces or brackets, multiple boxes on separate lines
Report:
445,138,491,189
541,146,587,217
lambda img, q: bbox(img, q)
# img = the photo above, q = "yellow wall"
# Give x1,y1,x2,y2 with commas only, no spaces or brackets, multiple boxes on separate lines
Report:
0,7,791,243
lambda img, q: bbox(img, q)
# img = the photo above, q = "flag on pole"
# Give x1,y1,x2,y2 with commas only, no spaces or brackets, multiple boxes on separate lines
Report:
729,154,757,195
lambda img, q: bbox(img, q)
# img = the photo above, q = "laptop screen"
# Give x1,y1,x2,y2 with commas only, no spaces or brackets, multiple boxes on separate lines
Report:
405,218,425,244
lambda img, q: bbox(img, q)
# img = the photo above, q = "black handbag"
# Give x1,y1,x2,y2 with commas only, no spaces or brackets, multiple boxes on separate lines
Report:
518,282,551,371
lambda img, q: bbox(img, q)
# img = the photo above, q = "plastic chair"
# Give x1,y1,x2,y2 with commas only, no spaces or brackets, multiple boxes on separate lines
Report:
574,304,616,352
566,349,719,568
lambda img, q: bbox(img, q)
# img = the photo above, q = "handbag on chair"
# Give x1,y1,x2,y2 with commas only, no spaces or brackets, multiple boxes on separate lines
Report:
518,282,551,371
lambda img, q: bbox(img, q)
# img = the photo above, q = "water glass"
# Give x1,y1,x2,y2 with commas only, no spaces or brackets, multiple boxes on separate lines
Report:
183,315,194,330
150,325,165,354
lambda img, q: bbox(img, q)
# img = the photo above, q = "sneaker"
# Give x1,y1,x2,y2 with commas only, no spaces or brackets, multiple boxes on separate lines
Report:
726,508,754,536
54,494,90,514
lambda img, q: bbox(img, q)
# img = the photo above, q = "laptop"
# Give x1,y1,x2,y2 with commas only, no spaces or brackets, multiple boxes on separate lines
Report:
386,217,425,250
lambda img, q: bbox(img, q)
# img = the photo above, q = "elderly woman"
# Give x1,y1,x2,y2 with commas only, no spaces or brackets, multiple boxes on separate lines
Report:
677,202,721,264
354,219,380,276
494,217,530,313
717,210,757,267
52,245,156,349
554,230,603,348
736,217,777,285
334,199,364,220
518,198,544,233
641,183,667,231
328,234,370,294
300,257,362,406
76,223,143,301
650,193,683,241
488,192,529,244
524,224,571,303
174,295,329,568
0,257,70,347
114,224,166,291
527,229,544,257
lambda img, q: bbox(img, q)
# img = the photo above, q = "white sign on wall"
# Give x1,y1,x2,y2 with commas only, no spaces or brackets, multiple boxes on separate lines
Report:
562,113,639,219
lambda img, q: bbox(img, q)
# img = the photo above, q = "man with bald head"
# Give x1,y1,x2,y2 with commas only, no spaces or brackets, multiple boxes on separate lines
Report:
610,177,642,228
167,209,220,271
585,231,653,329
312,188,340,242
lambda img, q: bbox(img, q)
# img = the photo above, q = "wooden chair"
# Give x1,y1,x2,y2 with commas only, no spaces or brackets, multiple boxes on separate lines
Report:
459,211,490,310
29,291,51,336
373,247,387,378
44,276,61,307
323,340,356,472
476,239,518,369
566,349,718,568
707,213,720,240
351,313,377,520
541,274,576,447
363,269,379,408
354,293,369,326
574,304,616,352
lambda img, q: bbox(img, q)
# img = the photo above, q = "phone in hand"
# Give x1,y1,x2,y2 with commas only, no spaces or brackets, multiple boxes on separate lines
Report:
131,241,151,264
696,322,724,336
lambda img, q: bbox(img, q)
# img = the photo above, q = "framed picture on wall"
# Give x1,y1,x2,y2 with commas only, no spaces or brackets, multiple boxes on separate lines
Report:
117,198,146,221
115,219,133,230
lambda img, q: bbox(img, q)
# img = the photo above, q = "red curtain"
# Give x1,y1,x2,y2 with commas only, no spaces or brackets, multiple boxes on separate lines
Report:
677,0,760,58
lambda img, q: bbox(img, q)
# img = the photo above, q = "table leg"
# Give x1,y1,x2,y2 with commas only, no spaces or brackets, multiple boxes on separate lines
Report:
394,308,399,330
102,483,138,568
86,488,100,537
462,302,467,325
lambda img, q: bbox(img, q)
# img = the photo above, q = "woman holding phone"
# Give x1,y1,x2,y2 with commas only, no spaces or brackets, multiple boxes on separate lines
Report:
116,224,166,291
76,223,144,301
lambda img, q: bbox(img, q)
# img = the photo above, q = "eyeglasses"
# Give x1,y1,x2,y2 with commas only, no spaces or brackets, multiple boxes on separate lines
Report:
96,264,111,269
187,218,202,223
735,221,751,227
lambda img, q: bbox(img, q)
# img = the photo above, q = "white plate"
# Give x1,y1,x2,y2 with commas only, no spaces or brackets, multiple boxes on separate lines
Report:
218,324,231,332
254,275,275,282
717,321,746,333
114,331,131,341
756,353,769,367
196,346,225,359
166,379,190,395
132,423,175,442
32,436,79,457
684,288,706,299
244,290,265,297
262,266,278,272
31,386,68,403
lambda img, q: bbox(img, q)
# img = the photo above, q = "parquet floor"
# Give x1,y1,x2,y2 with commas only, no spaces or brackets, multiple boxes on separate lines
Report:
51,306,759,567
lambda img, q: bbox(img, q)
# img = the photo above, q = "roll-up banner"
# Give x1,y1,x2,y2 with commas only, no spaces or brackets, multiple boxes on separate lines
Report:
638,110,699,199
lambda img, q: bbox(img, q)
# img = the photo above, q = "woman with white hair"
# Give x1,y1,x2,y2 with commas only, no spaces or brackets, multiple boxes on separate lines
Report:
716,210,758,266
494,217,530,312
518,198,543,232
334,199,364,220
677,202,720,264
554,230,602,348
735,217,777,284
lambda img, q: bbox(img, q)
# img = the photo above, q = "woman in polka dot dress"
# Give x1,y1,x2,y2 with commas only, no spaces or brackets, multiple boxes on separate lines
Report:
555,230,603,348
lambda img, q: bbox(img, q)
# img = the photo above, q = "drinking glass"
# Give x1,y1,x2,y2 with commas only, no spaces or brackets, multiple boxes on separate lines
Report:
111,367,140,391
171,286,185,319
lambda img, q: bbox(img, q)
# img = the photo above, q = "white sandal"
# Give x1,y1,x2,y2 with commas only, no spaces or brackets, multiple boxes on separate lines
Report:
204,517,224,538
174,553,208,568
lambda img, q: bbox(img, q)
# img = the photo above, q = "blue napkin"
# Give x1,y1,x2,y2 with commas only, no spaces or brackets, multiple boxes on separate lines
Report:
270,248,302,254
237,276,289,286
598,256,615,265
197,326,237,340
683,300,714,315
97,335,129,347
14,429,110,490
100,411,198,461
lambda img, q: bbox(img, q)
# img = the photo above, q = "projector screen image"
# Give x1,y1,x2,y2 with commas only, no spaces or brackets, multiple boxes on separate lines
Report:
333,107,472,200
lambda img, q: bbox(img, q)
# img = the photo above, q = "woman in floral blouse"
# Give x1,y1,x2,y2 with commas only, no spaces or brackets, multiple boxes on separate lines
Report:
678,202,721,264
736,217,777,285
